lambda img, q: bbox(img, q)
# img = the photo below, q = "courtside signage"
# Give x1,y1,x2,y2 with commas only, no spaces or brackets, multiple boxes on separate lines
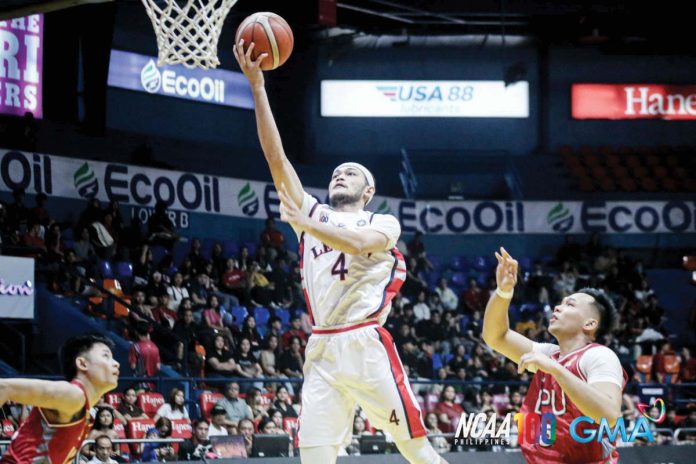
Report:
321,80,529,117
0,15,43,118
0,256,35,319
572,83,696,119
1,149,695,235
108,49,254,109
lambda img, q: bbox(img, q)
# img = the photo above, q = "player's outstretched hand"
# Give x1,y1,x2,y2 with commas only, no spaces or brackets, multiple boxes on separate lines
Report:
277,183,306,230
518,351,560,375
232,39,268,89
494,247,518,293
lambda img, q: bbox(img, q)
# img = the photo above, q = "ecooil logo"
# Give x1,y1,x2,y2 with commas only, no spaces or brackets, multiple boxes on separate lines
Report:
238,182,259,216
74,162,99,199
375,200,392,215
141,60,162,93
547,202,574,233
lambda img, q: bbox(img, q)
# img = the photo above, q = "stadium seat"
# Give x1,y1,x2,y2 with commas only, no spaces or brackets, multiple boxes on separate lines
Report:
450,272,468,291
170,418,192,453
98,260,114,279
432,353,443,375
113,419,130,456
428,255,444,272
115,262,134,279
138,392,165,417
126,418,155,456
195,342,207,377
223,239,239,259
173,241,189,266
449,255,468,272
254,307,271,328
150,245,170,266
275,307,291,328
283,417,300,448
231,306,248,325
424,393,439,413
517,256,533,272
635,355,653,383
199,391,224,420
201,238,216,260
242,241,258,257
105,392,123,408
657,354,681,384
103,279,130,319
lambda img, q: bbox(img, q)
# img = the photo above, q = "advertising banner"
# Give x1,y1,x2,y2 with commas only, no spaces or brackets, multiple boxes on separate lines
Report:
1,149,694,235
108,49,254,109
572,84,696,120
321,80,529,117
0,256,35,319
0,15,43,118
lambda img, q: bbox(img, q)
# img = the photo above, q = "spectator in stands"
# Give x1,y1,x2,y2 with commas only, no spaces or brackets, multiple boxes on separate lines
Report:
680,347,696,382
45,223,64,262
244,388,269,423
259,334,281,378
462,278,486,314
260,217,286,261
202,294,235,348
402,256,428,298
424,413,450,454
206,334,237,377
117,387,148,420
28,192,50,227
186,239,207,274
506,390,523,414
235,337,264,388
78,198,102,231
88,435,119,464
478,390,496,415
129,288,155,324
464,310,484,344
74,227,96,265
281,316,308,351
256,417,279,436
178,419,213,461
216,382,253,425
220,258,248,305
6,188,29,231
553,261,578,298
146,271,167,306
208,406,229,437
86,407,119,459
147,201,177,251
268,408,284,432
129,321,161,382
154,388,189,422
278,336,304,380
167,272,190,311
210,242,227,278
435,278,459,312
407,231,433,271
151,291,177,330
141,419,175,462
265,316,284,341
446,344,467,377
237,418,255,456
272,386,297,419
22,221,46,257
238,315,262,351
413,290,431,322
248,261,274,307
173,306,202,375
434,385,464,433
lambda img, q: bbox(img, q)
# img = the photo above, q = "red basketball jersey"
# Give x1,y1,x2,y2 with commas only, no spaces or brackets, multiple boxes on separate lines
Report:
0,380,92,464
520,343,628,464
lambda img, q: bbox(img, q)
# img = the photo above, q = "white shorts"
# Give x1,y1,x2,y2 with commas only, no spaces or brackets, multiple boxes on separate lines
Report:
297,321,427,448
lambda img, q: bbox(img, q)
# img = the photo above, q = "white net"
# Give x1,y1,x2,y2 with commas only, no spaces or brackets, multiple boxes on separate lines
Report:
140,0,238,69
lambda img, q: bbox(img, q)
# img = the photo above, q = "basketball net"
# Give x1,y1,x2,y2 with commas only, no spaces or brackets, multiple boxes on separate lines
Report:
140,0,238,69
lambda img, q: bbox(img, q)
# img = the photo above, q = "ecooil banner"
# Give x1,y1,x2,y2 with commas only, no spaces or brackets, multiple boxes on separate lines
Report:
1,149,695,235
0,15,43,118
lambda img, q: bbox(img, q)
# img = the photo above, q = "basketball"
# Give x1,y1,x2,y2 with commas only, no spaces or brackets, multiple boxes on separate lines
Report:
235,12,294,71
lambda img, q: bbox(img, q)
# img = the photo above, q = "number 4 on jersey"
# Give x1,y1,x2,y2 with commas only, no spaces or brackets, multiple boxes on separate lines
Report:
389,409,400,426
331,253,348,280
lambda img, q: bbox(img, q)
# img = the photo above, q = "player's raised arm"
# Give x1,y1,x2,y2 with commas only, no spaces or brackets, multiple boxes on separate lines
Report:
233,40,304,208
482,248,534,363
0,379,85,416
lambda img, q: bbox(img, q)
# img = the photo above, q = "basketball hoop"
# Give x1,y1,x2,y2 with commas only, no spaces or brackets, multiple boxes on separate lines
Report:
140,0,238,69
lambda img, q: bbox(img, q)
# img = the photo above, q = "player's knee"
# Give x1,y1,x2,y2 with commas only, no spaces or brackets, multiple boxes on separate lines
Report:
394,437,441,464
299,445,340,464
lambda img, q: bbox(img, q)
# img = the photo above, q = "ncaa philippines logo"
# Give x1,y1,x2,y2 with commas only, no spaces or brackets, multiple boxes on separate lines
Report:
237,182,259,216
73,162,99,199
141,60,162,93
547,202,574,233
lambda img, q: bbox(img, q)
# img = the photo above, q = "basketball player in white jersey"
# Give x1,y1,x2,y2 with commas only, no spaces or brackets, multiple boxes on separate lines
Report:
234,41,448,464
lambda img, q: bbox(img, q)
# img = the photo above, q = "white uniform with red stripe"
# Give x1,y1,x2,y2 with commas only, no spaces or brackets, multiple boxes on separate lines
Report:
292,192,426,448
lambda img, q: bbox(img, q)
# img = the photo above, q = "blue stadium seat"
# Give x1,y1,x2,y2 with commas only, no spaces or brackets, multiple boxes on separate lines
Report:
222,239,239,259
150,245,169,265
449,255,468,272
518,256,533,272
231,306,248,325
450,271,468,290
242,240,258,257
115,262,134,279
274,307,290,328
428,255,444,272
98,260,113,278
472,256,493,272
201,238,216,260
432,353,443,375
254,307,271,328
173,241,189,266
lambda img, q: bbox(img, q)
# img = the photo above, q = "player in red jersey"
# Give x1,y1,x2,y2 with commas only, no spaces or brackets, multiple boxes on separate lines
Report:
0,334,120,464
482,248,626,463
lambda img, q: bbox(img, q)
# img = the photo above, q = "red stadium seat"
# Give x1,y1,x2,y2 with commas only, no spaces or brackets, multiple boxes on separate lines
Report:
199,391,224,420
127,418,155,456
138,392,165,418
170,419,192,453
636,355,653,382
656,354,681,384
104,393,123,409
424,393,439,413
283,417,299,449
113,419,130,456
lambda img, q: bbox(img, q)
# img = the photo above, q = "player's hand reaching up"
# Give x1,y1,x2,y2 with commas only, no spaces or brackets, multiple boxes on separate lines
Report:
277,183,306,230
494,247,518,293
233,39,268,89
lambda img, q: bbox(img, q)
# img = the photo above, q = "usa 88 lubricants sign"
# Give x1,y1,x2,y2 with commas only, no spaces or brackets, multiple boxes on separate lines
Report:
1,149,695,235
0,15,43,117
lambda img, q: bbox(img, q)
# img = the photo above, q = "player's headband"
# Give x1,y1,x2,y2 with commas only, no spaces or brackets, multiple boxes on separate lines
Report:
334,162,375,205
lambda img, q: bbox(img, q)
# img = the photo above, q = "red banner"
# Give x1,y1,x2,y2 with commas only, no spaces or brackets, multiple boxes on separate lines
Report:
572,84,696,120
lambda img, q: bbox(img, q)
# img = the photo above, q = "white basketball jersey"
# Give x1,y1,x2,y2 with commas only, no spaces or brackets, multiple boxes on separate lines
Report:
291,192,406,328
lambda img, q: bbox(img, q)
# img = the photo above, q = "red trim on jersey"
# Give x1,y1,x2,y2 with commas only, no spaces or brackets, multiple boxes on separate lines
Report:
367,247,406,320
375,327,427,439
312,320,379,334
298,232,315,326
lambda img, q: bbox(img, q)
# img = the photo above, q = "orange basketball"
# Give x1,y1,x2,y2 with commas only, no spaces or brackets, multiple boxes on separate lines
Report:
235,12,294,71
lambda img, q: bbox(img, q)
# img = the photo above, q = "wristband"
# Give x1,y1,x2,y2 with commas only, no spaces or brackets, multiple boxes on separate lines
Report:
495,287,514,300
